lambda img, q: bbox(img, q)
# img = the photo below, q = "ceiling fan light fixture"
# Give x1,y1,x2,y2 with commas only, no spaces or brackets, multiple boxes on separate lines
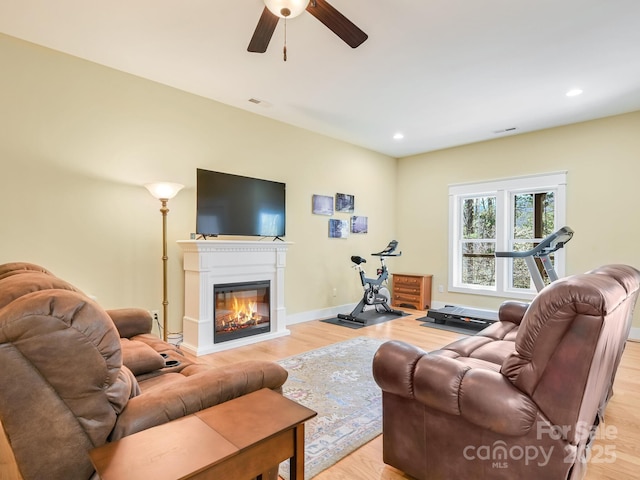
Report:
264,0,310,19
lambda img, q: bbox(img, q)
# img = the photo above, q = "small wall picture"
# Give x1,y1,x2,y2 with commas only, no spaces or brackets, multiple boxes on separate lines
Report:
329,219,349,238
335,193,355,213
351,216,368,234
312,194,334,215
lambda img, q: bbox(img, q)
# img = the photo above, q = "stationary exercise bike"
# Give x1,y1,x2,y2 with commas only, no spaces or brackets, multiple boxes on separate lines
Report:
337,240,403,326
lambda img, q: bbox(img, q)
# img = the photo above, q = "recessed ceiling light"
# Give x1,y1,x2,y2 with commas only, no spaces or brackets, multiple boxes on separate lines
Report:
566,89,583,97
393,133,404,140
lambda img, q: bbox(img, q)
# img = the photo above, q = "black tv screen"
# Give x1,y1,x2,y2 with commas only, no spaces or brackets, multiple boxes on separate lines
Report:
196,169,286,238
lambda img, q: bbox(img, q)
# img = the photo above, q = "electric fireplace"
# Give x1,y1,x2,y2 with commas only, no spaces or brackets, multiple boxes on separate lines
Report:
178,239,291,356
214,280,271,343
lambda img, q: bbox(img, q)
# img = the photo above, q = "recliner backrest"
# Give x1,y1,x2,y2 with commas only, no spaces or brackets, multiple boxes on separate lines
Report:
0,265,135,480
0,271,81,309
501,265,640,444
0,262,55,281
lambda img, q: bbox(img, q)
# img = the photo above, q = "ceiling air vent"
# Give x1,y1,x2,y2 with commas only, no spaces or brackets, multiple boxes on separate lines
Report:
248,98,272,107
493,127,518,134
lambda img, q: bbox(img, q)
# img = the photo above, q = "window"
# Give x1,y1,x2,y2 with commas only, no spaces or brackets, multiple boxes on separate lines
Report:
461,196,496,287
449,172,567,300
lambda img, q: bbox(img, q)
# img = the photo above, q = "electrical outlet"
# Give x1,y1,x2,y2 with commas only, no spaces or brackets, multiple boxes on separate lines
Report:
438,284,444,293
332,287,337,297
151,310,160,323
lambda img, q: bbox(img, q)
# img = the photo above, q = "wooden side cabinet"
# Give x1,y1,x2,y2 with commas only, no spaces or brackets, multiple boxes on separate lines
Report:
89,389,316,480
391,273,433,310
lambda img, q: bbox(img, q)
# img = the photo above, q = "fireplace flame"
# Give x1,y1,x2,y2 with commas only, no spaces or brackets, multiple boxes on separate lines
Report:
232,296,262,326
213,282,270,344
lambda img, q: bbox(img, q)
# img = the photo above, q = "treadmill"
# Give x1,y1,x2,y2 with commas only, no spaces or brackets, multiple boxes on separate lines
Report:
426,305,498,329
495,226,574,292
426,226,574,329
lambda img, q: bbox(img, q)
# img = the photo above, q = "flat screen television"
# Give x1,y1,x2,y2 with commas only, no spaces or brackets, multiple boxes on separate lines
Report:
196,168,286,238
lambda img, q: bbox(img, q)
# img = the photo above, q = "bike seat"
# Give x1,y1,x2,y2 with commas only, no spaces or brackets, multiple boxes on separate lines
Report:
351,255,366,265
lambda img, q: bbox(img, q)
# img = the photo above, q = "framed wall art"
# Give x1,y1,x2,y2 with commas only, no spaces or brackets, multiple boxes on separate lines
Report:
351,216,368,234
329,219,349,238
312,194,334,215
335,193,355,213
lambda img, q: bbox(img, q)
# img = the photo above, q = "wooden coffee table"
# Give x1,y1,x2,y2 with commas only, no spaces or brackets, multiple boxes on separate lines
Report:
89,388,316,480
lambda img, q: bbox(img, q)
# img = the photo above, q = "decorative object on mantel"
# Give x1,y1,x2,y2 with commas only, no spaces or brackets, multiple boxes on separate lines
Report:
144,182,184,341
247,0,368,61
277,337,386,479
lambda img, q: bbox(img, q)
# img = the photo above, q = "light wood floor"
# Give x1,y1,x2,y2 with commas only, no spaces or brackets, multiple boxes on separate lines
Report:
2,310,639,479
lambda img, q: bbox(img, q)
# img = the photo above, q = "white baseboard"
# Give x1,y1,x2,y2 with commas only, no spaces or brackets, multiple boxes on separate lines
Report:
286,303,356,325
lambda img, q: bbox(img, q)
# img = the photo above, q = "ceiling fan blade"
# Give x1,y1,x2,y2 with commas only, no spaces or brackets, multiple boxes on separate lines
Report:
306,0,368,48
248,7,279,53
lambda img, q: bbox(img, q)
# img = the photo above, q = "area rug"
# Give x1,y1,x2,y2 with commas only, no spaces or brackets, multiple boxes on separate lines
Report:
321,309,407,329
277,336,387,479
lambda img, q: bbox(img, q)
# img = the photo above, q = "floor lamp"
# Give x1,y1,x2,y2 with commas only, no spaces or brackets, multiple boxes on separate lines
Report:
145,182,184,341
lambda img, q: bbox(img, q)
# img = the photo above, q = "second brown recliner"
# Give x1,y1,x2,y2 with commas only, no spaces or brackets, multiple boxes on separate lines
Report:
373,264,640,480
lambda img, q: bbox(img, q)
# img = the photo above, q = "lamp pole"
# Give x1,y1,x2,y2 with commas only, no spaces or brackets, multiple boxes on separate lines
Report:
160,198,169,341
145,182,184,342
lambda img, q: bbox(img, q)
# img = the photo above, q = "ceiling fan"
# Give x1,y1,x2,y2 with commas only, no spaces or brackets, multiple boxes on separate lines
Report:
248,0,368,57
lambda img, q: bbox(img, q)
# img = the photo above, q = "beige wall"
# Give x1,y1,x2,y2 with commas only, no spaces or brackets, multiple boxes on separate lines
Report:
0,34,397,334
2,33,639,334
395,111,640,326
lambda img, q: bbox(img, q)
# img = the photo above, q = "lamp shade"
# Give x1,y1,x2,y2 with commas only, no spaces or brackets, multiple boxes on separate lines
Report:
264,0,310,18
145,182,184,200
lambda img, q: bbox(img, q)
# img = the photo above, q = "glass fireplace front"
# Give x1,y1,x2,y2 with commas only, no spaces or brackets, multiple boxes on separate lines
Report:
213,280,271,343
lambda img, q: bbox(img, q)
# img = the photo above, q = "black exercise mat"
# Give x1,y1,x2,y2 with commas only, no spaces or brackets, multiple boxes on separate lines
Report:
417,316,486,336
322,310,408,329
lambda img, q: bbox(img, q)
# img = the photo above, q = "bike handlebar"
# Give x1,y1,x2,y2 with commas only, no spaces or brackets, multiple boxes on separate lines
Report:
371,240,402,257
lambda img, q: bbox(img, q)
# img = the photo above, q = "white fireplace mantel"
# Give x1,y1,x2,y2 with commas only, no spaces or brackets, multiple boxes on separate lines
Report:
177,240,292,356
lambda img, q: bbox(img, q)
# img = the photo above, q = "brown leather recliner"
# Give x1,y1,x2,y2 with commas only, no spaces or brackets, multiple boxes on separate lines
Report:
373,264,640,480
0,262,288,480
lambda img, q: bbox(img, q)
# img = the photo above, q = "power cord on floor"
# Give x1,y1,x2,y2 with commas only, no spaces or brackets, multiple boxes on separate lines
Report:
167,332,184,349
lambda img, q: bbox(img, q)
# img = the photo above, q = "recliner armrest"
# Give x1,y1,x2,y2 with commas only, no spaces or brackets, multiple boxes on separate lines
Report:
414,353,469,415
498,300,529,325
372,340,427,398
373,340,538,436
110,360,288,440
106,308,153,338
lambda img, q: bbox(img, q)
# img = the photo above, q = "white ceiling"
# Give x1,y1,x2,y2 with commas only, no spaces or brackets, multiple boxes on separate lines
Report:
1,0,640,158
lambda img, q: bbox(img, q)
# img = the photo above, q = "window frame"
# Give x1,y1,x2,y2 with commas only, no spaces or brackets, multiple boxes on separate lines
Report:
448,171,567,300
